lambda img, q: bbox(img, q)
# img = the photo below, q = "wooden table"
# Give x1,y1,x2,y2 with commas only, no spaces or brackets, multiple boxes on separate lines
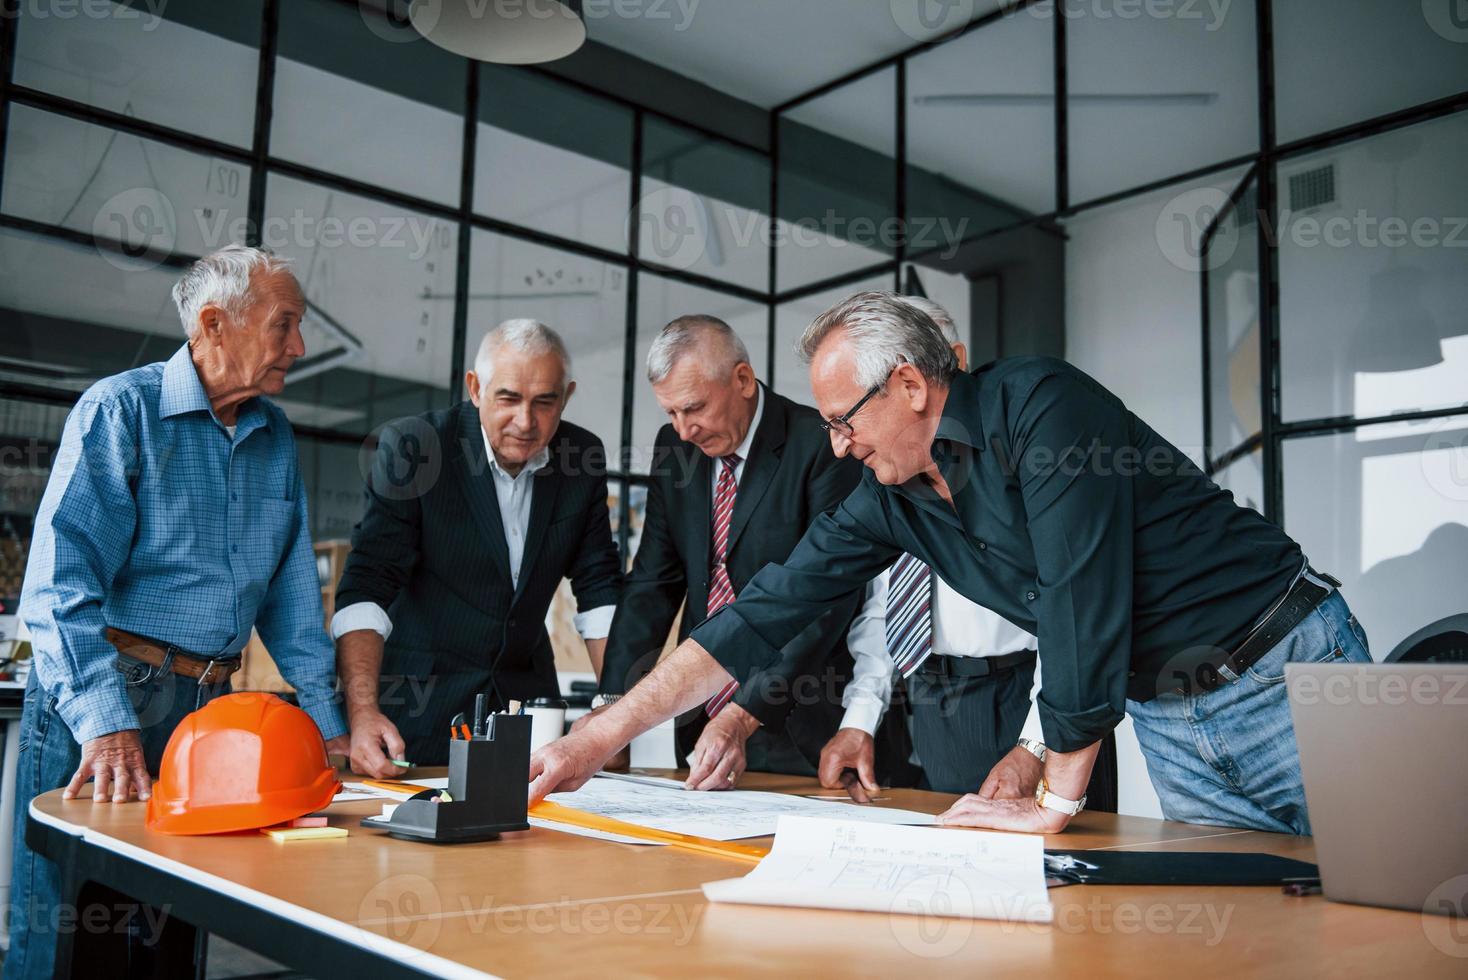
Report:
26,770,1462,978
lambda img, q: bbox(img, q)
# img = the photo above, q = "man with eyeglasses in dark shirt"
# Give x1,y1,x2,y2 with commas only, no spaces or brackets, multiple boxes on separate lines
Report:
529,291,1371,836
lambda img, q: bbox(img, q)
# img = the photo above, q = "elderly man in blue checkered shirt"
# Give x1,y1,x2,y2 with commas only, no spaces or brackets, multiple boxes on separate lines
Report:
4,244,349,979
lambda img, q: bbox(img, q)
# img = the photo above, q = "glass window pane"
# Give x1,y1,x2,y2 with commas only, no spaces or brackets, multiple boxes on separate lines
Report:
1204,175,1260,459
13,0,260,147
1067,0,1257,205
632,273,768,473
273,0,464,206
1064,166,1247,467
640,117,770,292
1278,112,1468,425
906,2,1053,244
1212,447,1263,515
295,435,366,544
0,226,191,389
0,397,68,517
476,66,632,254
1275,1,1468,145
2,105,251,261
463,229,628,465
778,68,896,292
1,398,71,609
1282,415,1468,659
903,264,972,351
264,173,457,433
607,477,648,568
773,272,895,410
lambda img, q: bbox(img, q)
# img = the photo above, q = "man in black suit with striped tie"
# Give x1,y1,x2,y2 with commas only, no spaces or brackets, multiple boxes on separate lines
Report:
333,319,622,775
586,315,908,789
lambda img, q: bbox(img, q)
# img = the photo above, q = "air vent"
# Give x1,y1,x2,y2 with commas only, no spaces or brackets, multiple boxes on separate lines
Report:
1234,184,1258,227
1288,164,1336,212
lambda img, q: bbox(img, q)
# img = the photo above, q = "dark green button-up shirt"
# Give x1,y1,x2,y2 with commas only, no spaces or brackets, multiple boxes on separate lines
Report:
690,357,1303,752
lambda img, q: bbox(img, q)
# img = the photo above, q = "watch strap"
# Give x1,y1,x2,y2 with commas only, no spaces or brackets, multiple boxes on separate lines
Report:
1017,737,1047,762
1035,778,1087,816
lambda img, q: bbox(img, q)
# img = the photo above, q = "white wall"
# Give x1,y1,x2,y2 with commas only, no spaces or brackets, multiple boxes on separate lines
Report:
1062,170,1247,819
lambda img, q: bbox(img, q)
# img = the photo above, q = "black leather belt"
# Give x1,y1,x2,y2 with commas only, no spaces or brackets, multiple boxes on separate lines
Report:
918,649,1036,679
1207,566,1339,689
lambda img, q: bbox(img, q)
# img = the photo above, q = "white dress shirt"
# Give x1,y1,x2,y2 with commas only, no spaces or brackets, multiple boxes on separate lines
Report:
331,431,616,642
841,567,1045,745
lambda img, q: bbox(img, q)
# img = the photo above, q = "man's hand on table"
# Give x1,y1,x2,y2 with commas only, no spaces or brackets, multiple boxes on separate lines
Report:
529,720,624,804
685,703,759,791
817,727,880,803
943,740,1097,833
977,744,1045,800
65,729,150,803
937,794,1070,834
346,709,409,778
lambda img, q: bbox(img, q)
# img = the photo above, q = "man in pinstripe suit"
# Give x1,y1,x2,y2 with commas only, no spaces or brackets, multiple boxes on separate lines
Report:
334,320,622,775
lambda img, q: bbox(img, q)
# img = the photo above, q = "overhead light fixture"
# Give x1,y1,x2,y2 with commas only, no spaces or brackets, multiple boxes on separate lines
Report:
410,0,586,64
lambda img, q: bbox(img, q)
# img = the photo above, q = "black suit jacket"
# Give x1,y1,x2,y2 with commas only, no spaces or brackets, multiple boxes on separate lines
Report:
600,386,883,768
336,402,621,763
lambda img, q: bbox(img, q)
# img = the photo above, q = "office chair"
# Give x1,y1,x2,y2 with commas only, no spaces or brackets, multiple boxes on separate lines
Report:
1384,614,1468,663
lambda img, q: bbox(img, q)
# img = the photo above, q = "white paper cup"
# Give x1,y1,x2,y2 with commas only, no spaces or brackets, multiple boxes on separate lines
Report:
525,698,568,753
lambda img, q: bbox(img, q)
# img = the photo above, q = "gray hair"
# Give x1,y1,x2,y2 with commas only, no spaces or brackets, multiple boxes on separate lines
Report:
899,295,959,346
646,315,750,384
798,290,958,389
473,318,572,384
171,244,294,337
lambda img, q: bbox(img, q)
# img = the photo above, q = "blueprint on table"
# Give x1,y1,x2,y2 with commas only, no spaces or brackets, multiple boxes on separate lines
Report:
541,773,935,841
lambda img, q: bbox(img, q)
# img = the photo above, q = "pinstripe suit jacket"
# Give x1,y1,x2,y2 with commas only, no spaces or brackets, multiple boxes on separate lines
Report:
336,402,621,761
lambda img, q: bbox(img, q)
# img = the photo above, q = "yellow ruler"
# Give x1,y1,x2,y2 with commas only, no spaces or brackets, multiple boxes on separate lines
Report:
530,801,770,864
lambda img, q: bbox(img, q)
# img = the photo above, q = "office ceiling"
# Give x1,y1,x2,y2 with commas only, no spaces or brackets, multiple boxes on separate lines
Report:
588,0,1007,108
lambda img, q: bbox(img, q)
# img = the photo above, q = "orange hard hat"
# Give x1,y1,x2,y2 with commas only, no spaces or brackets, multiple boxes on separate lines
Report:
147,692,340,835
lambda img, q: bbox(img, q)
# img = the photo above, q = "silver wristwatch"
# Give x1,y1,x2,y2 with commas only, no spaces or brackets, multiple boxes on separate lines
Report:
1017,737,1048,763
589,693,622,710
1034,777,1087,816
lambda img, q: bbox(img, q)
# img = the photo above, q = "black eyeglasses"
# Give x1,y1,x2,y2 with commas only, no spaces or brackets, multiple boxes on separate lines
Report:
819,368,895,438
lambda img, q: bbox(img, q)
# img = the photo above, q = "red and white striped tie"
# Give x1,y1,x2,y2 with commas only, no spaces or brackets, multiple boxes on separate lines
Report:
704,453,742,717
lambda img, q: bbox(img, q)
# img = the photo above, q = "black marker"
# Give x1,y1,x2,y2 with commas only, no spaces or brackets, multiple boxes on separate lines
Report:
473,693,487,738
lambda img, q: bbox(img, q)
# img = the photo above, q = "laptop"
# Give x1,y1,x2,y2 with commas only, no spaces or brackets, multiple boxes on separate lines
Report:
1287,662,1468,914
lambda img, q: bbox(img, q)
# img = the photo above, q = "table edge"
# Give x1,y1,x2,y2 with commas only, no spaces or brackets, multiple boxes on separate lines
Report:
28,800,501,980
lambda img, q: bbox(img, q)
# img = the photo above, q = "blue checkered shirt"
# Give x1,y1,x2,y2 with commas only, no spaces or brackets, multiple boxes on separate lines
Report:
20,345,347,743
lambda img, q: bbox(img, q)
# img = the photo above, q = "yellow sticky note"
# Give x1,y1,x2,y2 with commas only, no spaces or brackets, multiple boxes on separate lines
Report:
261,826,348,842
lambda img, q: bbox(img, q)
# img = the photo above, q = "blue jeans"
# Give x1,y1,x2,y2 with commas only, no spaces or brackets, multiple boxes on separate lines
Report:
4,660,229,980
1126,591,1371,835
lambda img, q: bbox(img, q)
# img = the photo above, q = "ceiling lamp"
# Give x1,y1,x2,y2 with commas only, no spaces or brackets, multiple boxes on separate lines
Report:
410,0,586,64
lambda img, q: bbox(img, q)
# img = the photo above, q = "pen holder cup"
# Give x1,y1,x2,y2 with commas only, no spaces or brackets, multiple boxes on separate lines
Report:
366,714,532,843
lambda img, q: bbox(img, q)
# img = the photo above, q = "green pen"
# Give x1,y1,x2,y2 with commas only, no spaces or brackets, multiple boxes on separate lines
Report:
390,759,412,769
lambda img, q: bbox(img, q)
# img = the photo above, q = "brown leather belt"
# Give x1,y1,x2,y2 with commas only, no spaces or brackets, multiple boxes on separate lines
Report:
105,627,242,685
